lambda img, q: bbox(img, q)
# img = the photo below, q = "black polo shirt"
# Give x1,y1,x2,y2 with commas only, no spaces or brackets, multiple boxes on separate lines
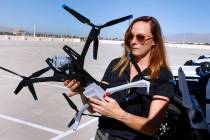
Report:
98,58,175,140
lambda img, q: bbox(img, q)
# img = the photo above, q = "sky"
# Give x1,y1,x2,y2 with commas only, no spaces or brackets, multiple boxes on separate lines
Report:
1,0,210,39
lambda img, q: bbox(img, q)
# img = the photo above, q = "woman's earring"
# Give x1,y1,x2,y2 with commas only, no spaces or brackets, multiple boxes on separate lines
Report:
152,41,155,46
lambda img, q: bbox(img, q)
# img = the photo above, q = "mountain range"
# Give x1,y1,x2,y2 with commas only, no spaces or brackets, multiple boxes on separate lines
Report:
0,25,14,32
165,33,210,44
1,25,210,43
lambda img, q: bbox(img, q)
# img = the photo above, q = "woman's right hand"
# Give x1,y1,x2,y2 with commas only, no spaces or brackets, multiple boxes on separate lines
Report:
64,79,94,112
64,79,83,97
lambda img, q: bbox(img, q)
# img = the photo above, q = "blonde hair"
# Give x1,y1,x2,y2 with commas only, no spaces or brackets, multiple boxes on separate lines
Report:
114,16,170,79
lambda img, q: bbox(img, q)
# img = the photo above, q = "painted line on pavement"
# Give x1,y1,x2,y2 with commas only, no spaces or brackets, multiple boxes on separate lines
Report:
50,118,98,140
0,114,64,134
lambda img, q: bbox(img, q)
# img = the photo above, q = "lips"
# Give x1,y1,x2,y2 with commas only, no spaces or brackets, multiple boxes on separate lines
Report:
130,47,138,50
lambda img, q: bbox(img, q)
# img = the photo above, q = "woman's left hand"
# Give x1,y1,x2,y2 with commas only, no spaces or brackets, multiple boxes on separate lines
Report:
88,96,124,118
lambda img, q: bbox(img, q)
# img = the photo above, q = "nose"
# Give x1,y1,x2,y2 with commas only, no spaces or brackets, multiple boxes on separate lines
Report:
130,36,138,46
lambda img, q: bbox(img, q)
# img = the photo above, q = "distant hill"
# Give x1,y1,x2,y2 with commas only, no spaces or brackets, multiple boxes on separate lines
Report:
165,33,210,44
1,25,210,44
0,25,13,32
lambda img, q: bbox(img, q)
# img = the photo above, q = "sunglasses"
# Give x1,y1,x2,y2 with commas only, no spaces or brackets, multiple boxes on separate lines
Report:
128,33,153,44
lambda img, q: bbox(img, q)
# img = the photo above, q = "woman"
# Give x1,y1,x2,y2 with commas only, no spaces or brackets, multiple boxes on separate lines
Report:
64,16,175,140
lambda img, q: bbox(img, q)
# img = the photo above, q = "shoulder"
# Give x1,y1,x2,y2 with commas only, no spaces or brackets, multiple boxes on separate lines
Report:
105,57,121,71
109,57,121,66
150,67,175,98
102,57,121,83
158,67,173,81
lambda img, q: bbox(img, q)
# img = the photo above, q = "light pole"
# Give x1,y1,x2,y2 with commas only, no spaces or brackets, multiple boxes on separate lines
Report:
33,24,36,37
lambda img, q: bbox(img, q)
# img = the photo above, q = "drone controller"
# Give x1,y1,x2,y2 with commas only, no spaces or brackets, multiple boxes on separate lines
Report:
68,80,150,131
83,80,150,101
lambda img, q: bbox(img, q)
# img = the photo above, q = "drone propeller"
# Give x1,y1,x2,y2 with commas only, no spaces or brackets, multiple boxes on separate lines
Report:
0,67,25,78
93,38,99,59
100,15,133,28
63,93,98,117
62,4,94,27
14,78,37,101
63,4,133,65
0,67,27,96
0,66,51,100
63,93,79,112
14,67,51,100
14,79,26,94
28,83,37,100
63,92,99,128
63,93,80,128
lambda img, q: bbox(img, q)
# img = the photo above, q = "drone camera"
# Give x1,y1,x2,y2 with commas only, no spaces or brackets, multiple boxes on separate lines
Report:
49,56,75,74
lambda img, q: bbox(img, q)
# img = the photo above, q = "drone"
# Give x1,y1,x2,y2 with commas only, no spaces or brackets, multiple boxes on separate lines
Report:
0,4,132,129
0,4,132,100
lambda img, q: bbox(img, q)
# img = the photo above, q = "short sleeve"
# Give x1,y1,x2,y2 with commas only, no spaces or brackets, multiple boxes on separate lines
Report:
101,58,120,84
150,68,175,98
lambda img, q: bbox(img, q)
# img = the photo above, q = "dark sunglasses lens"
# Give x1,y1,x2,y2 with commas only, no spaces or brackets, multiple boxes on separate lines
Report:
136,35,145,42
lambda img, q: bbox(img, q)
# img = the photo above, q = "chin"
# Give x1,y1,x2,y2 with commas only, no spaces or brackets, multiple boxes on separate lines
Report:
131,52,145,59
131,51,141,56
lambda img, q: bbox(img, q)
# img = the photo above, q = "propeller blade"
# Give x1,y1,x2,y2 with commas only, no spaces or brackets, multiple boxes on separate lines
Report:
93,38,99,59
62,4,93,26
63,93,79,112
0,66,25,78
100,15,133,28
14,80,25,94
68,118,76,128
29,67,51,79
28,84,38,100
178,67,193,109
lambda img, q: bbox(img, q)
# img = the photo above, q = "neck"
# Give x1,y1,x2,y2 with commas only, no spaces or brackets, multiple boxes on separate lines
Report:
135,51,151,71
129,51,151,81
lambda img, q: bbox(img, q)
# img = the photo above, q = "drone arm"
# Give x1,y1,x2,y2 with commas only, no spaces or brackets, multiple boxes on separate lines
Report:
24,74,67,85
79,35,95,67
28,67,51,78
63,45,80,58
